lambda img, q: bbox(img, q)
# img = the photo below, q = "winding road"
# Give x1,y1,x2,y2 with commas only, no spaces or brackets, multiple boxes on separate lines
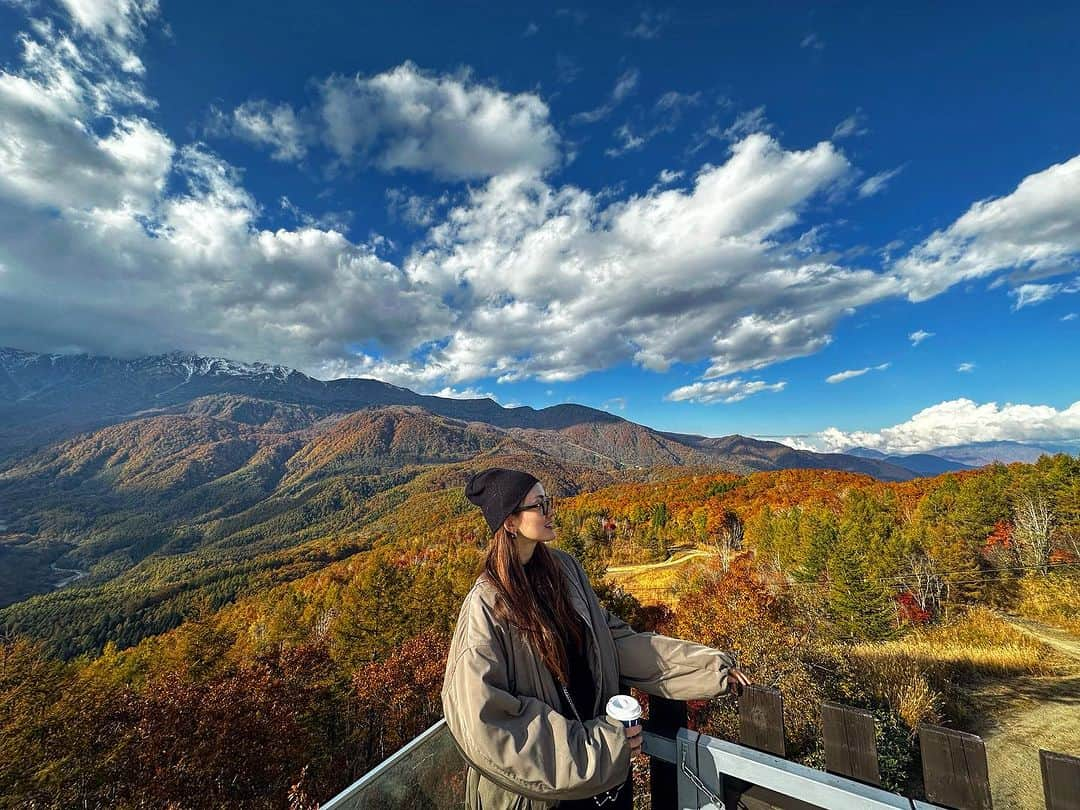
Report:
50,563,88,588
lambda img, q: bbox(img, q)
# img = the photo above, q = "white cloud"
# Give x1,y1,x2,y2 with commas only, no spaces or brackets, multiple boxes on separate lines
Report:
56,0,158,73
605,124,646,157
666,377,786,404
655,90,701,112
723,106,771,141
572,68,639,124
896,153,1080,302
825,362,889,384
832,109,867,139
310,62,560,179
0,26,172,212
1010,278,1080,309
627,10,670,39
656,168,684,185
0,15,454,383
229,100,309,161
800,33,824,50
402,132,899,388
909,329,934,346
957,362,975,373
1064,312,1078,321
0,2,928,400
386,187,449,227
858,165,903,197
803,398,1080,455
431,385,499,400
602,397,627,411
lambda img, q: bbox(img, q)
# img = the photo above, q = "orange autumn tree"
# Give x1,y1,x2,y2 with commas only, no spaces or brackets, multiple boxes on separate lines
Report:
666,554,840,756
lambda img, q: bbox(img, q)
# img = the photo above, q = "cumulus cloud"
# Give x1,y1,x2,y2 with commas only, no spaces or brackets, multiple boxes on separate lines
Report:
0,11,455,388
317,62,561,179
858,165,903,197
221,63,561,180
666,377,786,404
1,0,984,402
399,132,899,387
825,362,889,384
228,100,309,161
896,153,1080,301
802,398,1080,455
909,329,934,346
957,362,975,373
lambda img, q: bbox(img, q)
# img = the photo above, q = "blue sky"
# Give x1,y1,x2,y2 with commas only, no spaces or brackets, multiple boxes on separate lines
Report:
0,0,1078,453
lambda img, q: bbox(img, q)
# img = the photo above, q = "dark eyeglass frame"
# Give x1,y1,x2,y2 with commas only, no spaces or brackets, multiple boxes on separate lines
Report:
512,494,556,517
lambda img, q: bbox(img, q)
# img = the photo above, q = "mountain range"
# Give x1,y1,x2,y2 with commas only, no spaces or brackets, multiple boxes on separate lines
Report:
1,344,1075,656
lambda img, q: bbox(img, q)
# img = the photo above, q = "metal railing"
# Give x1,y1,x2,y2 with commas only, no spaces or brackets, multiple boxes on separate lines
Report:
322,689,1080,809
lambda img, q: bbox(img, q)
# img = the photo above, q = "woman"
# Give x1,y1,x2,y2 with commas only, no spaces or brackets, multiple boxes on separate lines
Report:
442,467,751,809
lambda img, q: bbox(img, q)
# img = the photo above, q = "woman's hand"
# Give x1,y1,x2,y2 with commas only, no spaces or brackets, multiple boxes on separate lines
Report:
726,666,752,696
624,723,643,758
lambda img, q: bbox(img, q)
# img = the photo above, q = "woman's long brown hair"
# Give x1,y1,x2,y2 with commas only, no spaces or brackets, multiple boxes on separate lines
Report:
482,526,586,685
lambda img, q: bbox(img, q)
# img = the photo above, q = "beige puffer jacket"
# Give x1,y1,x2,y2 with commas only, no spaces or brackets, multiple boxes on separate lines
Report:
441,547,736,809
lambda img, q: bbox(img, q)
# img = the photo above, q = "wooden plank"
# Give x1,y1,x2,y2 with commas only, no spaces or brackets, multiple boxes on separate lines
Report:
821,701,881,787
918,724,992,810
1042,749,1080,810
647,696,686,810
739,685,786,758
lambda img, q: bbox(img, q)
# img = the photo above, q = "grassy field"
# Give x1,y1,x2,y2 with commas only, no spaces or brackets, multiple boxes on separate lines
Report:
851,608,1077,810
605,546,717,605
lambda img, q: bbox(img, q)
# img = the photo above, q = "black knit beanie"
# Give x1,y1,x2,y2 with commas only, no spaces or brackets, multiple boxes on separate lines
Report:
464,467,540,535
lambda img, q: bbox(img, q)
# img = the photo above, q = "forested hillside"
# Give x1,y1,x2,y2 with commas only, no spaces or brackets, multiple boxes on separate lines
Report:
2,453,1078,807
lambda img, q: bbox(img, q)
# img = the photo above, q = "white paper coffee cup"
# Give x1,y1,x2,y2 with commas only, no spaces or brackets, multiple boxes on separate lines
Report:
605,694,642,728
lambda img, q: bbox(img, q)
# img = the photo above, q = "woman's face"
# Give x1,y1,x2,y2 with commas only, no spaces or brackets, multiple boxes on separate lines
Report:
506,482,556,543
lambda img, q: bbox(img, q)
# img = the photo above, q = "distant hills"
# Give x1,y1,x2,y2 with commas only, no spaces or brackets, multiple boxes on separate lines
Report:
0,345,917,479
848,440,1079,472
1,343,1077,656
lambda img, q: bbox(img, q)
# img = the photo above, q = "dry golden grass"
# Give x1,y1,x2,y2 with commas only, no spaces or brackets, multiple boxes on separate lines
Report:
1016,572,1080,634
849,607,1056,729
605,549,715,604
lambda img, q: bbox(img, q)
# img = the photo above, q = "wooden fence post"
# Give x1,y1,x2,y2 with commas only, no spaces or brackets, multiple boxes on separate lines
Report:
821,702,881,787
739,685,786,758
918,724,992,810
1042,749,1080,810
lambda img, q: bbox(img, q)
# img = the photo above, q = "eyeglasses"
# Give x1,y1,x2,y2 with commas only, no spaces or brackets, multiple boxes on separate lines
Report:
512,494,556,517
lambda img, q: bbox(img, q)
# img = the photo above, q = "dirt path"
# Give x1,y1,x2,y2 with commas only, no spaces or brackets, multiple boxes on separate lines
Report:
969,616,1080,809
606,548,715,575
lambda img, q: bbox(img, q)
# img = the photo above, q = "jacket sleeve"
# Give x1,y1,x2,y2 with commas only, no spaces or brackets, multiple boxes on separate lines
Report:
442,640,631,801
601,603,736,701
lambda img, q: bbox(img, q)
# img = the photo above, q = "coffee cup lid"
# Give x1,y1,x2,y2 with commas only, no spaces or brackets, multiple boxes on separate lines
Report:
605,694,642,720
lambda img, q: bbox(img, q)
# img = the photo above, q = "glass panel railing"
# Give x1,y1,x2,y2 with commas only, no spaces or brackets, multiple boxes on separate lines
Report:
322,719,466,809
